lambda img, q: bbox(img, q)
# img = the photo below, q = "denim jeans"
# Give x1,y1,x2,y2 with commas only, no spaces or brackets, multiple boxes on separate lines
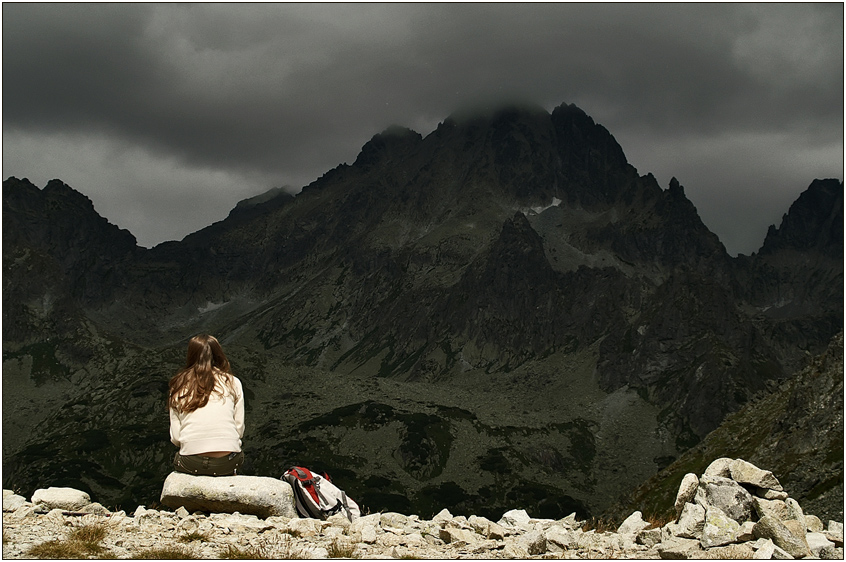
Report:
173,451,244,476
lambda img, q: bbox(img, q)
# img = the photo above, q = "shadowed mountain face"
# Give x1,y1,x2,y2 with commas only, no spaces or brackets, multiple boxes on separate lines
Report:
3,102,842,518
603,331,844,524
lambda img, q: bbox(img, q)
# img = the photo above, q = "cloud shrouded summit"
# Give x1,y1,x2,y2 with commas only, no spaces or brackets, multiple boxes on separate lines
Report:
2,3,842,253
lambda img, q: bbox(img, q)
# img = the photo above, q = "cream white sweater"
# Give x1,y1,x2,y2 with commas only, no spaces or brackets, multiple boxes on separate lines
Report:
169,375,245,456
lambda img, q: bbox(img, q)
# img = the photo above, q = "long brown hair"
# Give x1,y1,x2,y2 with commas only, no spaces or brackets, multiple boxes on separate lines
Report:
169,334,238,414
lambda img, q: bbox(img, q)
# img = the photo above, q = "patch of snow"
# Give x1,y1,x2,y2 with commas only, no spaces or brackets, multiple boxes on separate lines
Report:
524,197,562,216
198,301,226,314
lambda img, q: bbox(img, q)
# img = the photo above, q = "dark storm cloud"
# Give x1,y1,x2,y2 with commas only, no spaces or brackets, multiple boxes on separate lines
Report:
3,3,842,252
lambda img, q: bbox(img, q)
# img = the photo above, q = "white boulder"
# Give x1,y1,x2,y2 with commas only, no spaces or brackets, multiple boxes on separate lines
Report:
31,486,91,511
160,472,296,518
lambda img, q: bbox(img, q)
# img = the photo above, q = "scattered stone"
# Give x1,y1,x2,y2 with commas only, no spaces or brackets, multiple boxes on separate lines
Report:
782,519,807,543
771,544,795,559
702,542,755,559
2,491,29,513
673,502,706,538
824,530,843,547
432,508,453,524
80,502,110,515
754,497,791,520
176,515,200,534
703,457,734,478
818,545,843,559
360,524,378,544
209,512,274,533
700,506,740,549
753,515,812,558
785,498,805,528
349,513,380,532
31,486,90,511
326,512,351,530
545,526,576,551
379,511,409,529
807,532,835,556
498,508,531,528
759,488,789,501
439,525,479,544
617,510,649,535
658,536,703,559
518,530,547,555
753,538,776,559
637,527,663,548
559,512,579,528
675,473,699,516
486,521,506,540
287,517,321,537
501,540,530,558
730,459,784,491
738,520,757,542
160,472,296,518
805,514,824,532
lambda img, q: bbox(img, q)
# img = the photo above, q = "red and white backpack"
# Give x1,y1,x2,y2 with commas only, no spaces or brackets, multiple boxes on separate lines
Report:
282,466,360,522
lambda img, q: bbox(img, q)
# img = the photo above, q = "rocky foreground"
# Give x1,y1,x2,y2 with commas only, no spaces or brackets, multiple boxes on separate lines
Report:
3,458,844,559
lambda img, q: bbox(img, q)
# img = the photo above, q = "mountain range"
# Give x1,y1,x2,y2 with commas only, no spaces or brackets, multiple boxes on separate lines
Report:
2,102,842,520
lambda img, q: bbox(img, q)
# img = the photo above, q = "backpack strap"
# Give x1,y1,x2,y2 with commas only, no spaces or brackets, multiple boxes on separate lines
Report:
315,485,354,521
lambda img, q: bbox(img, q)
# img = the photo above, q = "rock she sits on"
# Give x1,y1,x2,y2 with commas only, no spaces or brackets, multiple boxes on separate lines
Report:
160,472,296,518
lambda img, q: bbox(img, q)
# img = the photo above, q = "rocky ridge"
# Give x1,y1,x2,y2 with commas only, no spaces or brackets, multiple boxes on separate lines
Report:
3,459,843,559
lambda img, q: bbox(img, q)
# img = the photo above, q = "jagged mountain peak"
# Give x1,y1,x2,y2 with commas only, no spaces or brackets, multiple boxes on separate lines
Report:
234,186,294,210
353,125,423,170
759,178,844,257
438,100,549,128
3,175,39,195
2,176,138,252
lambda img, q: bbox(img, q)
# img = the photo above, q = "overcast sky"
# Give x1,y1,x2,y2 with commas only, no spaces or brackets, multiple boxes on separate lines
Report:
3,3,842,255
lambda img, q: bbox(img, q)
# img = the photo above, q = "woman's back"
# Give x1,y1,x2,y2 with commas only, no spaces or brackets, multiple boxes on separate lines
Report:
168,335,245,476
170,372,244,456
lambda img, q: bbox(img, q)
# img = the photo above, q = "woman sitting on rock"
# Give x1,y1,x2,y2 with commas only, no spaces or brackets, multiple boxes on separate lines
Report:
168,334,245,476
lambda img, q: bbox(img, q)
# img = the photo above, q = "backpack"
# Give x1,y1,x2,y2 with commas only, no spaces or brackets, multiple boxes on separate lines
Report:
282,466,360,522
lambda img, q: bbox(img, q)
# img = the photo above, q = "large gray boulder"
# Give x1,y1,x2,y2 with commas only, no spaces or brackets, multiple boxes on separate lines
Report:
702,457,733,478
754,497,790,520
160,472,296,519
700,507,740,549
729,459,783,491
673,502,706,539
695,475,755,524
753,515,812,558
